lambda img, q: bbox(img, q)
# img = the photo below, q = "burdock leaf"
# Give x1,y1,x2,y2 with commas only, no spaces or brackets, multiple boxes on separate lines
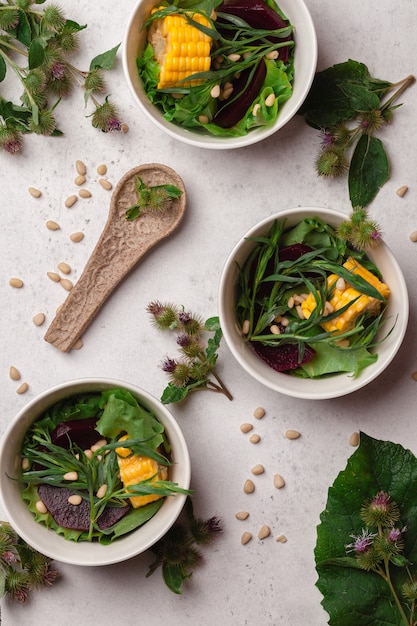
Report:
28,39,45,70
0,56,6,82
161,384,189,404
162,563,187,594
348,135,389,208
90,44,121,71
340,83,380,111
315,432,417,625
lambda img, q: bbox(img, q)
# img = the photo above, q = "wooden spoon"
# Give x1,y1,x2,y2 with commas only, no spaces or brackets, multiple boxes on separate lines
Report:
44,163,186,352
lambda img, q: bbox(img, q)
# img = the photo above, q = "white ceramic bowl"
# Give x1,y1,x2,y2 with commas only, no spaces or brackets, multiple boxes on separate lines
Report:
123,0,317,149
0,378,191,566
219,207,409,400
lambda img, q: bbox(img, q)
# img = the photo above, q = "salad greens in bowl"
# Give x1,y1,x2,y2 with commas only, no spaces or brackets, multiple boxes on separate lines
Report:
123,0,317,149
0,379,191,566
218,208,409,399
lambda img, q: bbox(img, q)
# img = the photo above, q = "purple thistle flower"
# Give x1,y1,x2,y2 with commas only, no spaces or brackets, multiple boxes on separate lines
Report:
177,333,192,347
205,516,222,534
50,62,66,80
107,117,122,132
43,563,59,586
346,528,377,554
2,550,17,565
161,357,177,373
387,525,407,544
178,311,192,325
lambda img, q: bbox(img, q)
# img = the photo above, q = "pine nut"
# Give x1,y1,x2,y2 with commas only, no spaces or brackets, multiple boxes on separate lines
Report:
276,534,287,543
258,525,270,540
210,84,221,98
70,232,84,242
74,175,86,186
265,50,279,60
252,103,261,116
21,457,30,470
336,277,346,291
47,271,60,282
409,231,417,242
10,277,23,288
274,473,285,489
96,484,108,499
71,338,83,350
16,382,28,394
97,164,107,175
235,511,249,521
242,319,250,334
198,115,209,124
121,123,129,133
228,53,241,62
296,304,304,319
336,339,350,348
60,278,73,291
9,366,20,380
36,500,48,514
68,494,82,505
28,186,41,198
349,431,360,447
63,471,78,481
270,324,280,334
241,531,252,545
244,479,255,494
285,429,300,440
84,449,93,459
65,194,78,208
240,423,253,433
91,439,107,451
253,407,265,419
396,185,408,197
33,312,45,326
281,316,289,326
265,93,276,107
251,464,264,475
249,434,261,444
287,296,294,308
58,262,71,274
46,220,60,231
75,160,86,175
79,188,91,198
99,179,112,191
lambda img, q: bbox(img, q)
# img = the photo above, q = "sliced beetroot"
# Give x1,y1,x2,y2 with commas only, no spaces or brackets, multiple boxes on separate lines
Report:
50,416,100,450
38,484,130,531
214,59,266,128
252,342,316,372
279,243,313,262
217,0,292,61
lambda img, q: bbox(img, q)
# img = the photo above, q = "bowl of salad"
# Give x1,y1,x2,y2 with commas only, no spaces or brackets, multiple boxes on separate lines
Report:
123,0,317,149
218,207,409,399
0,379,191,566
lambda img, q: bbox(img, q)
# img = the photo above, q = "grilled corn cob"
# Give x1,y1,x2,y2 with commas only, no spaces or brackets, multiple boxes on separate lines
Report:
148,8,212,88
301,257,390,334
116,435,168,508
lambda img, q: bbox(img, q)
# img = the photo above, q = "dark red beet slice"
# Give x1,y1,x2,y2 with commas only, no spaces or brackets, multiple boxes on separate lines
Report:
279,243,313,262
50,416,100,450
38,484,130,531
214,60,267,128
252,342,316,371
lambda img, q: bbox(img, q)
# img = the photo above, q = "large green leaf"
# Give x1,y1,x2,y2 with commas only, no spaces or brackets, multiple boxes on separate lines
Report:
315,432,417,625
348,135,389,208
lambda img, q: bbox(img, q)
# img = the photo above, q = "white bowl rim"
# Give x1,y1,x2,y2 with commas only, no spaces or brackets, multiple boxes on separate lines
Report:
0,378,191,566
219,207,409,399
122,0,318,149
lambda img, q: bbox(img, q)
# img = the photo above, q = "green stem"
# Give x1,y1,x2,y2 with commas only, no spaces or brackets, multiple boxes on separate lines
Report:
381,74,415,112
210,369,233,400
382,559,411,626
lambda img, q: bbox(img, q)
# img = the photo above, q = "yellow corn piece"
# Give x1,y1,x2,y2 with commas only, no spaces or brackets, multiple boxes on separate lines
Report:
116,435,168,508
301,256,390,334
148,8,212,88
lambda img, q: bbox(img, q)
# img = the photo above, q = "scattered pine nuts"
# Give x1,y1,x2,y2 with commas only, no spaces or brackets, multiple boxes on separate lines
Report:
68,494,82,505
396,185,408,197
244,479,255,494
273,473,285,489
74,174,86,186
46,220,60,231
336,277,346,291
265,93,276,107
276,534,287,543
349,431,360,447
47,271,60,282
28,186,41,198
249,433,261,444
35,500,48,514
99,179,112,191
9,277,23,288
287,296,294,308
71,338,83,350
9,366,20,381
242,319,250,334
96,484,108,499
65,194,78,208
409,231,417,242
253,407,265,419
32,312,46,326
241,531,252,545
60,278,73,291
198,114,209,124
265,50,279,60
258,525,271,540
75,160,86,175
235,511,249,521
228,53,241,62
270,324,280,334
97,164,107,175
252,103,261,116
251,464,265,475
58,262,71,274
70,231,84,242
63,471,78,481
285,429,300,440
16,382,28,394
21,457,30,471
240,423,253,433
210,84,221,98
79,188,92,198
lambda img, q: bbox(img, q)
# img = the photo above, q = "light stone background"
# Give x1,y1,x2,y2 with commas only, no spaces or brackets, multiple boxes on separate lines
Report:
0,1,416,624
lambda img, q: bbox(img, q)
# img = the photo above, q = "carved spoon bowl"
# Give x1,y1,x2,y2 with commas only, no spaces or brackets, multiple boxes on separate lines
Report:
44,163,186,352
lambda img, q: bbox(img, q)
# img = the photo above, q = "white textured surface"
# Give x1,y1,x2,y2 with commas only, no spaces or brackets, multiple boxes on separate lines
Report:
0,0,416,624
